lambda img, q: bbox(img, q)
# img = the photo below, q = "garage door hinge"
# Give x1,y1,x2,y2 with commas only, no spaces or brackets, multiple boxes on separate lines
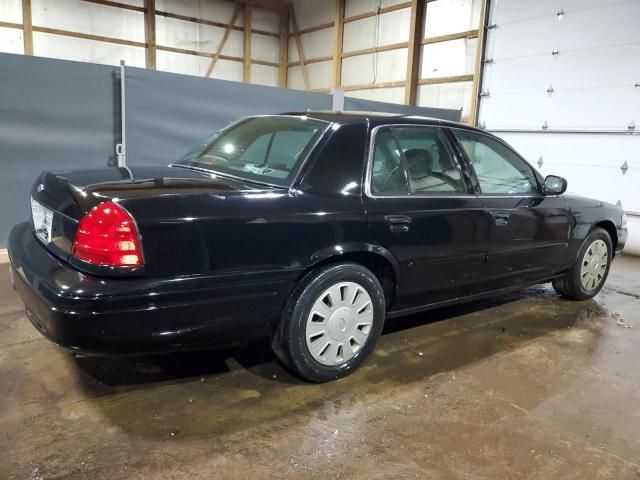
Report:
621,161,629,175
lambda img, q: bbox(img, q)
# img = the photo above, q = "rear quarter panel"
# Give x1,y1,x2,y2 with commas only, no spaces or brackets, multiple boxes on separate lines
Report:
123,192,370,279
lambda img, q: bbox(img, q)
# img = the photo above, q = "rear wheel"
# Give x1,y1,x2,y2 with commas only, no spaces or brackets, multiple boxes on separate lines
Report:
552,227,612,300
271,263,385,383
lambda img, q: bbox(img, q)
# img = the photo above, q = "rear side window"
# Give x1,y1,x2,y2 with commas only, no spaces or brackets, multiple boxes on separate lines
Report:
453,130,539,195
371,128,407,195
177,116,328,187
370,126,467,196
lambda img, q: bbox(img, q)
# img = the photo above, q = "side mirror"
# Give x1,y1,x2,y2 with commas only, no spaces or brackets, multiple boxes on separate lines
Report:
543,175,567,195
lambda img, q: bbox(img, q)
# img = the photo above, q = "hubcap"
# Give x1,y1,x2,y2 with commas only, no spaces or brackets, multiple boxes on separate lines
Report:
580,239,608,291
305,281,374,366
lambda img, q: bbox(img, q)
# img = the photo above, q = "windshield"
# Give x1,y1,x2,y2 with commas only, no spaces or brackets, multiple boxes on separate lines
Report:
176,116,329,187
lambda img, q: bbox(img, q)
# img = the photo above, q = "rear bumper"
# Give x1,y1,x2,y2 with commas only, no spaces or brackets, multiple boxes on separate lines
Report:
8,222,296,355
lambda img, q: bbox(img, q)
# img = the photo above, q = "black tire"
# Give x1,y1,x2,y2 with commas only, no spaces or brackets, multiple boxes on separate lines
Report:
552,227,612,300
271,262,386,383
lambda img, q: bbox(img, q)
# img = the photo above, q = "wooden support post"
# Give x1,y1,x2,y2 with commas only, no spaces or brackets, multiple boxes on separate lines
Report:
278,6,289,87
22,0,33,55
404,0,424,105
332,0,344,89
243,3,252,83
206,4,242,77
290,3,309,90
471,0,489,125
144,0,156,70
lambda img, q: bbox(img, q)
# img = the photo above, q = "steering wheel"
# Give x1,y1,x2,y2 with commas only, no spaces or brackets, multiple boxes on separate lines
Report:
428,171,460,190
378,165,405,194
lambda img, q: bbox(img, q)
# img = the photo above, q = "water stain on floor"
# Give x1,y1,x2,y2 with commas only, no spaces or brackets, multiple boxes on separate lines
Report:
1,257,640,479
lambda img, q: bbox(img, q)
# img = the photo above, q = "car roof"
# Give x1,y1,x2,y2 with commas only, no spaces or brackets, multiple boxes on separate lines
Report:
279,110,479,131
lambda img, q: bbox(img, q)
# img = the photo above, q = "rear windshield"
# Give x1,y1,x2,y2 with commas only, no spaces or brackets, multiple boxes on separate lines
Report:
176,116,329,187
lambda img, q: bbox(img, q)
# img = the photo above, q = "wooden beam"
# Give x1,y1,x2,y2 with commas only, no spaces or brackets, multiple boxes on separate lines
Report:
341,41,408,59
243,3,252,82
290,2,310,90
417,74,474,85
144,0,156,69
158,45,234,62
0,21,22,30
310,87,332,93
32,25,146,48
421,29,478,45
342,80,406,91
80,0,145,12
278,6,289,87
471,0,489,125
206,3,242,77
230,0,288,12
252,58,280,67
155,10,279,38
333,0,344,89
343,1,411,24
253,28,279,38
22,0,33,55
156,44,278,67
288,21,334,37
288,55,333,68
404,0,424,105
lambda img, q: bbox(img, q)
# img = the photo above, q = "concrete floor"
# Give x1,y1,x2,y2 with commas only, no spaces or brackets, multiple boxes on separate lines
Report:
1,257,640,479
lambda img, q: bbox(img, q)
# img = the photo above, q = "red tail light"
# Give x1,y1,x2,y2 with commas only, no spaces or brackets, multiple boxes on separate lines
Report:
72,201,144,267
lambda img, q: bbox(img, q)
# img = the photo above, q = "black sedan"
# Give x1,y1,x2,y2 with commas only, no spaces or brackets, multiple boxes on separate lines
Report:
8,112,628,382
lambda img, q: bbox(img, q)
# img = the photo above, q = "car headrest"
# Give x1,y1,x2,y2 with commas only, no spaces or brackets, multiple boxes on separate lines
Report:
404,148,433,179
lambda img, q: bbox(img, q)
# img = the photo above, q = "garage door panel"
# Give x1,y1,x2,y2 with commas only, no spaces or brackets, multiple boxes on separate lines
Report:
548,87,640,129
497,133,640,210
551,44,640,90
493,0,633,25
500,133,640,169
480,92,549,129
490,17,555,59
494,0,558,24
555,2,640,52
488,55,554,94
482,84,640,130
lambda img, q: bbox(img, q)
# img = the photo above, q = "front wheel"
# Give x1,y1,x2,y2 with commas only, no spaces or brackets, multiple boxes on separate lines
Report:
552,227,612,300
271,263,386,383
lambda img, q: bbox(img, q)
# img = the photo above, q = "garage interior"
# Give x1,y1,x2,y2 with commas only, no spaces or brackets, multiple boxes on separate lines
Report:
1,0,639,478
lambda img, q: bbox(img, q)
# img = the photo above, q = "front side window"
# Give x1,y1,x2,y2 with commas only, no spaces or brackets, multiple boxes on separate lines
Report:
370,126,467,195
177,116,328,187
453,130,539,195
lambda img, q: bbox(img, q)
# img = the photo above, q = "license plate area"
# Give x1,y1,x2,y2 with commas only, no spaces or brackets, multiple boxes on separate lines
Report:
31,197,54,245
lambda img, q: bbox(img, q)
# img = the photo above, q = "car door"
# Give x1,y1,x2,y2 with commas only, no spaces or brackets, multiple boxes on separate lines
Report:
363,124,490,309
450,128,571,290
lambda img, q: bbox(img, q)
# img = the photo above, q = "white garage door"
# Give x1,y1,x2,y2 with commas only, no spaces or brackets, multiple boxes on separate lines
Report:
477,0,640,252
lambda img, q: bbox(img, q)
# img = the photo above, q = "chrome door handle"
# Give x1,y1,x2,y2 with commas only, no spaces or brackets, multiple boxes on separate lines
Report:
385,215,412,233
492,211,510,226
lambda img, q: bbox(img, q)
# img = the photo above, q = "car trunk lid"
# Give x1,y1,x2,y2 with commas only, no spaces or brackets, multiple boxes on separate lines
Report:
29,165,269,263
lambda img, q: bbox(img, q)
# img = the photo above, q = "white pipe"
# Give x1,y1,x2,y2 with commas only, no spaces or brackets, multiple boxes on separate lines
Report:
623,216,640,256
116,60,126,167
